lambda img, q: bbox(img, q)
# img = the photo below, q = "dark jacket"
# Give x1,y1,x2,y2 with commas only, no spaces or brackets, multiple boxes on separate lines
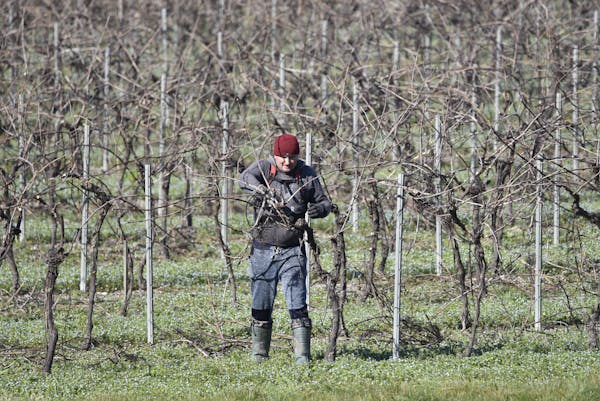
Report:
239,156,331,247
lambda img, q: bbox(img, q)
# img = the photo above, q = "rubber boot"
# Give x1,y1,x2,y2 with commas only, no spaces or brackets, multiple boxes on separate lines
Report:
291,317,312,365
251,320,272,362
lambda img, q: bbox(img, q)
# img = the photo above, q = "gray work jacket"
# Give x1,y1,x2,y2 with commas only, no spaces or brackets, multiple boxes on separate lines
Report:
239,156,331,247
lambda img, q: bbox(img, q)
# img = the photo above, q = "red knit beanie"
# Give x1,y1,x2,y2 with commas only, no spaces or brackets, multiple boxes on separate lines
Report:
273,133,300,156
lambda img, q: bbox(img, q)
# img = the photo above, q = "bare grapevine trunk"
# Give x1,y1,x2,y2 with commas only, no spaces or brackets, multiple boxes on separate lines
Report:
43,246,64,374
82,193,112,350
451,236,470,330
212,181,236,304
137,257,147,290
587,270,600,349
443,194,470,330
118,215,135,317
305,204,347,362
120,242,135,317
490,149,515,275
214,210,236,304
361,180,380,302
327,205,348,360
567,191,600,349
376,197,389,275
43,173,64,374
2,242,20,295
159,165,172,259
0,212,21,295
464,191,487,357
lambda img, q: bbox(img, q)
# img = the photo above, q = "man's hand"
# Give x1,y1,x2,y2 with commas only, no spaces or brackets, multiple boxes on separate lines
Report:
307,203,325,218
249,185,267,207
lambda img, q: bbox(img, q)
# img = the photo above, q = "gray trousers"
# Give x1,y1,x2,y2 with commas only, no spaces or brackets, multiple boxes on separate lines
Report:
248,242,307,312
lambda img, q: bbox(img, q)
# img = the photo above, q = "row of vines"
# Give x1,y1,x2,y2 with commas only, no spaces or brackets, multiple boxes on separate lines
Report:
1,0,600,372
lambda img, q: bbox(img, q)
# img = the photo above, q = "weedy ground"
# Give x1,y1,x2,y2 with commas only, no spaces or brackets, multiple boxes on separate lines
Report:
1,213,600,401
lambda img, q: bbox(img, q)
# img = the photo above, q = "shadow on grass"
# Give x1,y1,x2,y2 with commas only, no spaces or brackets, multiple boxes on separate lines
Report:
328,340,506,361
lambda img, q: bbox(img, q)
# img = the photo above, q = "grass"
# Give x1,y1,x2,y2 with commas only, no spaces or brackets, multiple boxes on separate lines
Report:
2,343,600,400
2,213,600,401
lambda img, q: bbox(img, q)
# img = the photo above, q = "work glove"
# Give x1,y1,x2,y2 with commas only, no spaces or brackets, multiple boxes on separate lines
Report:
307,202,325,218
249,185,267,207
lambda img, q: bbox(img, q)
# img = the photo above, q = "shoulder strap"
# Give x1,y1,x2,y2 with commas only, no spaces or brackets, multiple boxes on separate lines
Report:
267,163,301,184
268,164,277,184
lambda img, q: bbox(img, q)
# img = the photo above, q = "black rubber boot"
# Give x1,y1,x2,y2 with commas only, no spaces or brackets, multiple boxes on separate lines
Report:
251,320,272,362
291,317,312,365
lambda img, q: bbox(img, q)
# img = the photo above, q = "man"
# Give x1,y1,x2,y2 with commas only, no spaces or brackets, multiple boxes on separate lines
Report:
239,133,331,364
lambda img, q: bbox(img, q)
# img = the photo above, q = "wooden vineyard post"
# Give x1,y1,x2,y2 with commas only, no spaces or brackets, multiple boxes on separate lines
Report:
220,101,230,249
392,40,401,161
18,95,26,242
320,19,328,102
80,124,90,292
572,44,579,173
470,89,478,179
102,46,110,173
157,8,169,258
145,163,154,345
493,25,502,153
393,173,405,360
434,115,442,276
534,156,543,332
553,93,562,246
593,11,600,190
279,53,286,119
305,133,313,308
157,72,168,257
351,78,360,232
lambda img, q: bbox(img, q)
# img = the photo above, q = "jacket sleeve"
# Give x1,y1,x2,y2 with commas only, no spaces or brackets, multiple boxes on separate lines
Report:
306,168,332,218
239,160,269,192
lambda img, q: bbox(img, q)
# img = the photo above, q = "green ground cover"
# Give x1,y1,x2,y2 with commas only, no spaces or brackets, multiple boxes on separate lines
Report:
1,215,600,401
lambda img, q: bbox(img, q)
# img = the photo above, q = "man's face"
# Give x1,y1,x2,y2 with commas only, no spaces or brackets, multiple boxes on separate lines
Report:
274,153,298,173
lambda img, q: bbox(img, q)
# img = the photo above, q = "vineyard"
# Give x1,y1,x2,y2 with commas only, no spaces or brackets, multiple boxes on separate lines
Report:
2,0,600,400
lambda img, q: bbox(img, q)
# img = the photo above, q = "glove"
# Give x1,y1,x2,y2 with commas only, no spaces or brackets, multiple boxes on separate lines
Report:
307,203,325,218
249,185,267,207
